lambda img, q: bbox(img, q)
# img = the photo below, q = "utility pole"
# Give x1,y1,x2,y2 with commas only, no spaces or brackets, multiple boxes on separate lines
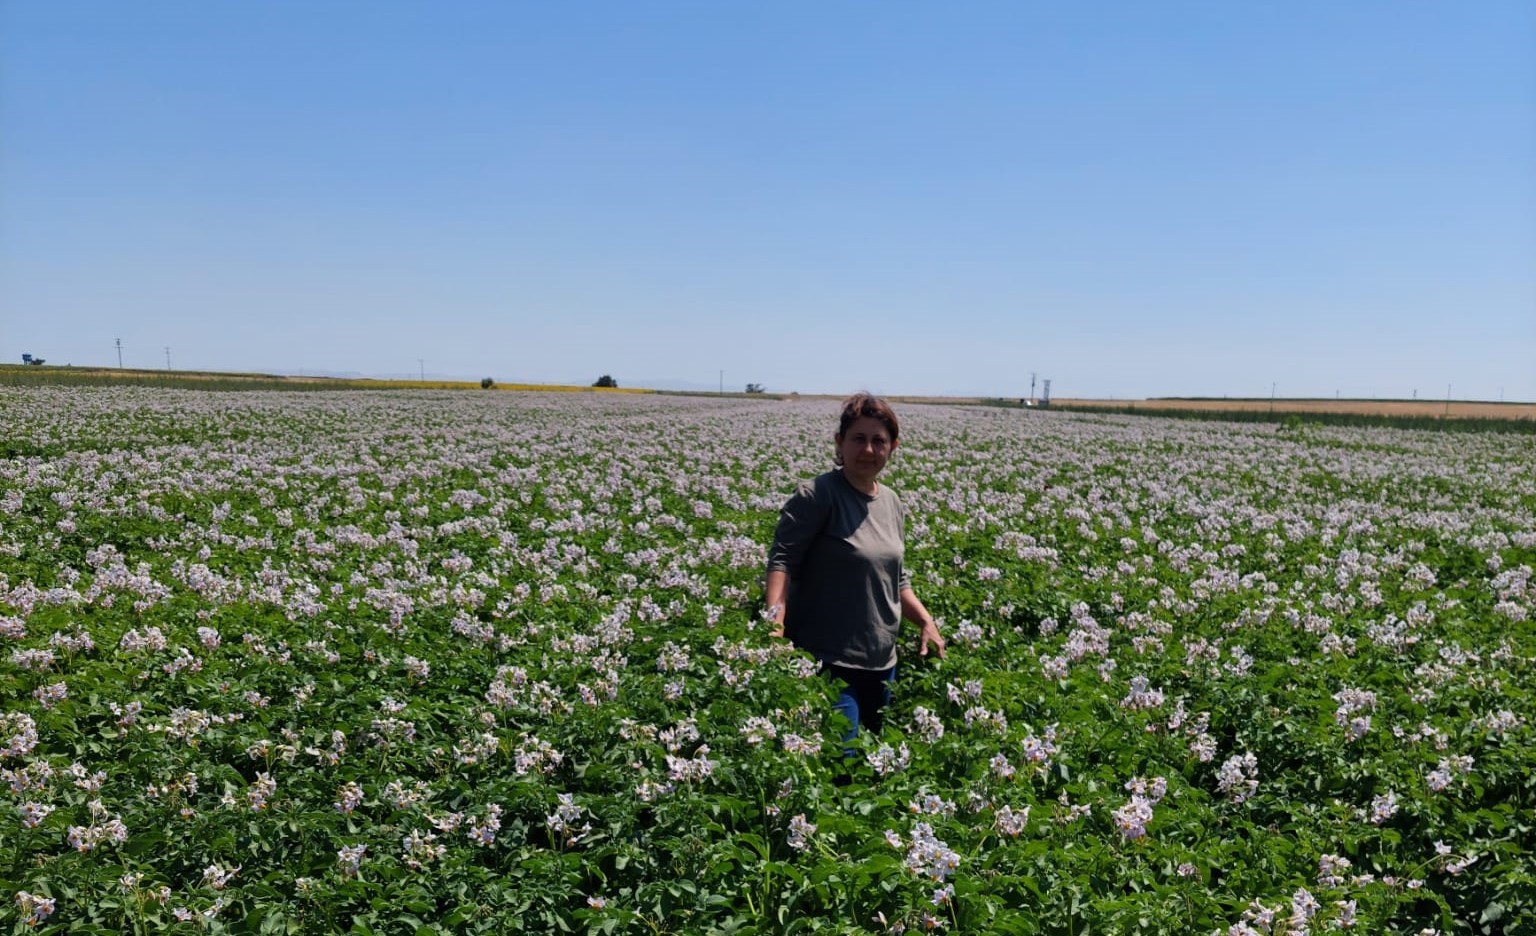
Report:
115,338,123,368
1270,381,1276,414
1444,383,1451,417
1030,372,1037,403
165,347,171,370
719,370,723,395
418,359,425,382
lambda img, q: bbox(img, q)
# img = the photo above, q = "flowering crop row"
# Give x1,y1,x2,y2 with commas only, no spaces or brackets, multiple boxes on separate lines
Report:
0,387,1532,934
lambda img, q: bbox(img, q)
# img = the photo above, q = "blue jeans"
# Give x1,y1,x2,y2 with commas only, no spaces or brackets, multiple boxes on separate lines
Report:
824,663,896,742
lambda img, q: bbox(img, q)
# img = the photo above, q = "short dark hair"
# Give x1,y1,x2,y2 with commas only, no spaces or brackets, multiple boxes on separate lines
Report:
837,393,900,444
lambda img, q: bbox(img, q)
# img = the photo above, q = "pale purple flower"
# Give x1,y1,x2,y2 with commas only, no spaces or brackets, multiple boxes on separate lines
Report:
1369,791,1399,825
16,891,56,926
786,813,816,851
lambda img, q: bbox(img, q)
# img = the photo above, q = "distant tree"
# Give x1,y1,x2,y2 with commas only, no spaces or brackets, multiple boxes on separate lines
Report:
745,383,765,394
481,377,496,389
593,375,618,388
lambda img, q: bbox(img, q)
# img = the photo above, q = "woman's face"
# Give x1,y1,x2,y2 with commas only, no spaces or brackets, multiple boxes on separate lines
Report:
836,416,897,483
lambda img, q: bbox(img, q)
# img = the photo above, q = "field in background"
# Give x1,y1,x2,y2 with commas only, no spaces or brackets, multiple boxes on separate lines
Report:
1050,397,1536,421
5,366,1531,428
0,364,646,394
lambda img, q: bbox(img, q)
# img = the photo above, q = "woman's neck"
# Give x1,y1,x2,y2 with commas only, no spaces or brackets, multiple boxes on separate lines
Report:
842,468,878,496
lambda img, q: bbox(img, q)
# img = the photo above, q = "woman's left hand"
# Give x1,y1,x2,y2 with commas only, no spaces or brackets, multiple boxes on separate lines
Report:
918,619,946,659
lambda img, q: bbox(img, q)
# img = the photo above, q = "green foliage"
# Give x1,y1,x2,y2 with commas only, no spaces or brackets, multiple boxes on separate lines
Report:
0,390,1531,934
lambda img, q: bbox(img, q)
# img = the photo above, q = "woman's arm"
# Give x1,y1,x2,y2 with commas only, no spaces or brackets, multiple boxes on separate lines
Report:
765,480,828,639
764,569,789,637
899,587,946,658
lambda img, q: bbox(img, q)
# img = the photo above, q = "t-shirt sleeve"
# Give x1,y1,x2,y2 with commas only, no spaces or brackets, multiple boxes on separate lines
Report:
766,481,828,575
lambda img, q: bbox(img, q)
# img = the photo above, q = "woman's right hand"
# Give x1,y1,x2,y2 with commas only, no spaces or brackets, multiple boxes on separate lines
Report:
764,603,784,638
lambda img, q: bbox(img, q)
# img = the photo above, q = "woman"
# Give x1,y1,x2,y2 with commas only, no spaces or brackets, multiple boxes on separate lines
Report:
764,393,945,738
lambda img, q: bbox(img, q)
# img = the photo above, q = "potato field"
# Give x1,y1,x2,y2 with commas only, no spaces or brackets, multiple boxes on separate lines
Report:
1,388,1532,935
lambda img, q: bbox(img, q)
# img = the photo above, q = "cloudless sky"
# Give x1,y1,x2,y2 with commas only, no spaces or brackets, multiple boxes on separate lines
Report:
3,2,1533,399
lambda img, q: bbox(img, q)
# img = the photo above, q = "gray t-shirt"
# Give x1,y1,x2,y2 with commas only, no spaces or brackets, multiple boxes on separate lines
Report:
766,469,913,670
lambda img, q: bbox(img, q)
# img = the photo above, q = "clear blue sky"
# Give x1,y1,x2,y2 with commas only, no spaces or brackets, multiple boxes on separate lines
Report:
3,2,1533,400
